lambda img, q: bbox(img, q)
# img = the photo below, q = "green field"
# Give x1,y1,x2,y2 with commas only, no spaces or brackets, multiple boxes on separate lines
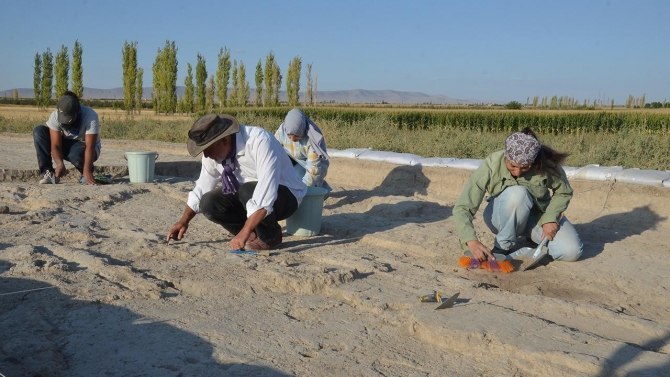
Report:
2,106,669,170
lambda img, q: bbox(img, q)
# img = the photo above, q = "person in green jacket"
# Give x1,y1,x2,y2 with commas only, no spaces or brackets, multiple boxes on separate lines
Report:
453,127,583,263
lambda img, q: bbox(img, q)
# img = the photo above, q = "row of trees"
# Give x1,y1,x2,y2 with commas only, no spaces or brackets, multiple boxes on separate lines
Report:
525,95,616,110
33,41,83,109
124,40,317,115
524,94,654,110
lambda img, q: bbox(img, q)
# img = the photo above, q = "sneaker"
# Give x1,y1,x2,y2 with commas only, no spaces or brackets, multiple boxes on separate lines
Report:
39,171,58,184
245,231,282,251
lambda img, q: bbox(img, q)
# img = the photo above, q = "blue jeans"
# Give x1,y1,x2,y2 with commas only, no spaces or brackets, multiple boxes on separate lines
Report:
483,185,583,261
33,125,97,175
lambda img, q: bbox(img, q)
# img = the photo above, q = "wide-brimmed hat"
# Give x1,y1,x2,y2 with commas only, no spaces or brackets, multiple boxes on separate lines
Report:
187,114,240,157
57,94,80,125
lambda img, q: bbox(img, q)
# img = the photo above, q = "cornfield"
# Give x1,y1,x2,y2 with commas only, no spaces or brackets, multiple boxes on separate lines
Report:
217,108,670,134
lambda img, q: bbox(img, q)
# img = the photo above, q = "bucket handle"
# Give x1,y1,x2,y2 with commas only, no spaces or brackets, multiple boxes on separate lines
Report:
123,153,160,161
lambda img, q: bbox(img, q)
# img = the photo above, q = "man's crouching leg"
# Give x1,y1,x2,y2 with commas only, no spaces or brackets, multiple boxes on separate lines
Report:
200,188,247,237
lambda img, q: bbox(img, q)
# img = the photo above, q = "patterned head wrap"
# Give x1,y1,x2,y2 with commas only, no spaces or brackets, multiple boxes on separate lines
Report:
504,132,540,167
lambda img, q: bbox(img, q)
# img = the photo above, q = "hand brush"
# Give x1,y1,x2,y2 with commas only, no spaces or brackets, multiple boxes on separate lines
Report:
458,250,514,273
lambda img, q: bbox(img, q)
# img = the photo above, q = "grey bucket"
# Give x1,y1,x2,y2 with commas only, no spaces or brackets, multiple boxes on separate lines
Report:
286,186,328,236
124,151,159,183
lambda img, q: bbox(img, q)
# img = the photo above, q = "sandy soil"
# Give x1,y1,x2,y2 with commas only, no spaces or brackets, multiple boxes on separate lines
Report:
1,133,669,377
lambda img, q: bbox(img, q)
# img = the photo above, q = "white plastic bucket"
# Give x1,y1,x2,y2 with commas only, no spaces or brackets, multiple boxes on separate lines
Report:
124,151,159,183
286,186,328,236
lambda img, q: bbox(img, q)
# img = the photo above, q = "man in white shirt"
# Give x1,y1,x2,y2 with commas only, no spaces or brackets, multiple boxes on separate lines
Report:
167,114,307,251
33,91,102,185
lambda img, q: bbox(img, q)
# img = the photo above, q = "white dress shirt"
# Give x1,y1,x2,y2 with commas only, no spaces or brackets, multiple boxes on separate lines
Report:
187,124,307,218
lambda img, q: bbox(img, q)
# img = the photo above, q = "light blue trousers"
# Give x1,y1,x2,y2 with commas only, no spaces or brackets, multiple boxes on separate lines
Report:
483,185,583,261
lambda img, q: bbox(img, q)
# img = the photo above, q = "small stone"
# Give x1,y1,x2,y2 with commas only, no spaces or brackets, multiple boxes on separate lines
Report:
0,206,9,214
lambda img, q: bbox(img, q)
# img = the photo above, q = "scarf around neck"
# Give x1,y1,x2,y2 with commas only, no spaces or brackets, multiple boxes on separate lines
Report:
221,134,240,194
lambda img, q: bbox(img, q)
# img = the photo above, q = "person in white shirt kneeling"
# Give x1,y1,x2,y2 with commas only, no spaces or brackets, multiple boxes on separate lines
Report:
167,114,307,251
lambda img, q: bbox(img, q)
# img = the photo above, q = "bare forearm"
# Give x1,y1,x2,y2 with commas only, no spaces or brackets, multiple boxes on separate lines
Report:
240,209,268,235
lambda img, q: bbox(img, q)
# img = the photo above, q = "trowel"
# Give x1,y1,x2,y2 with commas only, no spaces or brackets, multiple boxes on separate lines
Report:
506,237,548,271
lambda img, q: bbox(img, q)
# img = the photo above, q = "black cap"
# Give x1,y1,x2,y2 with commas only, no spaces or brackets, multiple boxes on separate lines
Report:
57,94,80,125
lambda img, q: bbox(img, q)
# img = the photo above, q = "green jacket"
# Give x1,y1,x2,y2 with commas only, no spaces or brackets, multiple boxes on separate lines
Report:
453,150,573,250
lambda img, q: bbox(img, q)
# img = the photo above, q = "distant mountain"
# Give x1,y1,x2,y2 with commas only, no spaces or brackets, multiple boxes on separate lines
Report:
0,87,479,105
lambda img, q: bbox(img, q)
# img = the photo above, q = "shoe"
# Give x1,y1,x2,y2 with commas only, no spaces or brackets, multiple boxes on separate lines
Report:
39,171,58,184
245,231,282,251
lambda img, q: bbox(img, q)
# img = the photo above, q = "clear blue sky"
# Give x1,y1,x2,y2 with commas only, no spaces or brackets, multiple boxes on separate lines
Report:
1,0,668,104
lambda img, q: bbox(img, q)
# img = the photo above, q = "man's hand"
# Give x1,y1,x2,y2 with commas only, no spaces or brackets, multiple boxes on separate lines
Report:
166,207,197,244
541,222,559,241
82,171,98,185
55,163,66,178
466,240,495,262
230,231,251,250
167,221,188,243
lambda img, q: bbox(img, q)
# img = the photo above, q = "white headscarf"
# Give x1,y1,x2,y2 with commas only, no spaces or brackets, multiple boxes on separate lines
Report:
284,108,329,160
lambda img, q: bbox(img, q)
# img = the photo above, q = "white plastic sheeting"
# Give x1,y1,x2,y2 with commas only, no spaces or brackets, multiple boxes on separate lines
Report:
327,148,669,189
413,157,457,167
328,148,372,159
445,159,484,171
566,164,623,181
613,169,670,187
356,151,423,166
562,166,578,177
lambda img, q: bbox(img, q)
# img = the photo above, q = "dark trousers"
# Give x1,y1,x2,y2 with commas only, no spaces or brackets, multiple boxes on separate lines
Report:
200,182,299,244
33,125,96,175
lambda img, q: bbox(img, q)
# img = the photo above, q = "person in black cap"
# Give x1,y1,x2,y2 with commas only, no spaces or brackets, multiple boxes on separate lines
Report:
166,114,307,251
32,90,102,185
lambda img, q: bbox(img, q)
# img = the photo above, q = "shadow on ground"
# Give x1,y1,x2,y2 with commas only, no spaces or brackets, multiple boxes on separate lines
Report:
0,265,291,377
573,205,667,260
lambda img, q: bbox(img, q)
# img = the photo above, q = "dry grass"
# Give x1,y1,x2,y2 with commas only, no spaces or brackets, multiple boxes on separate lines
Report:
0,105,190,122
2,105,669,170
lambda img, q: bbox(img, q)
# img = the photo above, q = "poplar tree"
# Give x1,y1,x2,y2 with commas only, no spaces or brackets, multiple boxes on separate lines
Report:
263,52,275,106
71,40,84,98
216,47,231,109
206,75,215,111
230,60,238,106
238,61,249,107
152,40,178,114
135,67,144,114
151,51,161,114
122,41,138,114
254,59,263,107
54,45,69,99
272,61,282,106
41,48,54,109
13,89,19,101
33,53,42,109
183,63,194,114
305,63,313,107
286,56,301,106
165,41,178,114
195,53,207,112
